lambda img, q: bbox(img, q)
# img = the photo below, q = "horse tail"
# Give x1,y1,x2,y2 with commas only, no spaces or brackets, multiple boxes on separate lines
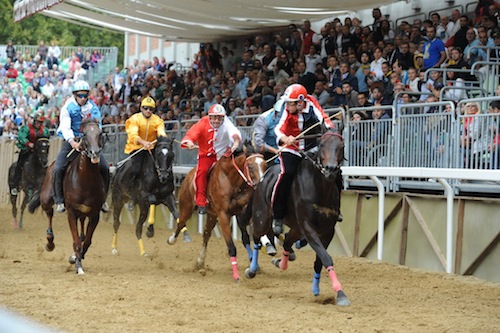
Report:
28,190,41,214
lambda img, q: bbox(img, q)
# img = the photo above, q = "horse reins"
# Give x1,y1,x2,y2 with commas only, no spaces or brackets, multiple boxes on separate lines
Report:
231,153,263,189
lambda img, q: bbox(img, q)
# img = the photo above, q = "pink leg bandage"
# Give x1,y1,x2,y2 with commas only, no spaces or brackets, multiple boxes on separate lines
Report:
279,250,289,270
327,266,343,292
230,256,239,281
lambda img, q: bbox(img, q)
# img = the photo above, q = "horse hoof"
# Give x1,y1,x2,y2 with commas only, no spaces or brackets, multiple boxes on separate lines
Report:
289,252,297,261
111,248,118,256
68,255,76,264
271,258,281,268
76,267,85,275
45,243,55,252
244,268,256,279
183,233,192,243
146,229,154,238
167,236,177,245
337,291,351,307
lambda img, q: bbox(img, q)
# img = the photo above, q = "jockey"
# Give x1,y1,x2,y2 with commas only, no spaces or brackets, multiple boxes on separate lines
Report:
252,98,285,163
271,83,342,235
124,95,167,179
53,80,110,213
181,104,242,214
11,113,50,195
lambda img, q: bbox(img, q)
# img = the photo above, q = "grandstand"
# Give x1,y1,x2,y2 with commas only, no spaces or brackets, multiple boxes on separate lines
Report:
1,0,499,281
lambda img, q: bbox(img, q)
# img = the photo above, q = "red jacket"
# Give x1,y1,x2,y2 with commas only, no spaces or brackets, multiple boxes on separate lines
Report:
181,116,241,159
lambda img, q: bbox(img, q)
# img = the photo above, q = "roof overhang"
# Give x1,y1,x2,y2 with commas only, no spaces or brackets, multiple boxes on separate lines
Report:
14,0,395,42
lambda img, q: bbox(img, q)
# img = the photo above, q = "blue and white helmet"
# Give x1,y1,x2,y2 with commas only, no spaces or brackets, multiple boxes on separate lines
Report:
72,80,90,93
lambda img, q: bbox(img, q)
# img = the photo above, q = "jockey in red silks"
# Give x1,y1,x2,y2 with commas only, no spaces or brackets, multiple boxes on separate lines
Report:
181,104,242,214
271,83,342,235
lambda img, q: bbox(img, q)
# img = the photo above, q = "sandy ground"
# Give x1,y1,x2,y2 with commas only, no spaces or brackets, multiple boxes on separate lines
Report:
0,205,499,333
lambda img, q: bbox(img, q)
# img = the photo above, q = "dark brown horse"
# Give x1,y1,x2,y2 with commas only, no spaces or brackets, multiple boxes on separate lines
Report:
246,129,350,306
8,137,50,229
111,136,180,256
31,118,107,274
167,148,266,282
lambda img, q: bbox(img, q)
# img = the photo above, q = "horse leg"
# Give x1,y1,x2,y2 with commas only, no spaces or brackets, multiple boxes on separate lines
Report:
195,213,217,270
45,211,55,252
10,193,18,229
164,194,191,243
301,221,350,306
18,189,32,229
312,255,322,296
272,228,300,271
245,236,262,279
79,217,86,242
237,203,253,261
81,213,100,261
146,204,155,238
168,187,194,245
67,212,84,274
219,213,240,282
137,202,149,256
112,193,126,255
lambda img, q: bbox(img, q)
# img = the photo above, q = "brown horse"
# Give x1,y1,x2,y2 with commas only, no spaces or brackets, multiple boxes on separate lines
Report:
167,147,266,281
31,118,107,274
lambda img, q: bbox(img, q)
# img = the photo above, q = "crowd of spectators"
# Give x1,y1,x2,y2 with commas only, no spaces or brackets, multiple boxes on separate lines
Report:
2,1,500,141
0,39,104,138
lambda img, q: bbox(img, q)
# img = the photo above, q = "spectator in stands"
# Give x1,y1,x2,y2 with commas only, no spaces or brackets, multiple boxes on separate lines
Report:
443,65,468,102
48,41,61,59
91,49,102,65
239,51,254,73
349,110,368,166
423,26,447,70
370,47,386,81
37,40,48,61
474,0,500,26
487,99,500,168
489,28,500,59
6,40,16,61
384,40,402,67
342,81,360,108
451,15,472,51
46,52,59,69
368,105,391,151
75,47,84,63
312,81,331,108
438,15,454,44
296,60,317,94
221,46,236,76
305,45,322,75
463,28,481,66
375,20,395,43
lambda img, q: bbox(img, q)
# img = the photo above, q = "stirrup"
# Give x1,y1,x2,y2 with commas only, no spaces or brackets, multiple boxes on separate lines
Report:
336,212,343,222
10,188,18,196
101,202,110,213
198,206,207,215
56,203,66,213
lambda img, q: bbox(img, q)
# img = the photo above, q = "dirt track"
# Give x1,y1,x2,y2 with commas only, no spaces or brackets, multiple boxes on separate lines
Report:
0,206,499,333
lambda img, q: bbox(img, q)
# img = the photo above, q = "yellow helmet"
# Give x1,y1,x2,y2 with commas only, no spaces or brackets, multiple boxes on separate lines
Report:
141,96,156,109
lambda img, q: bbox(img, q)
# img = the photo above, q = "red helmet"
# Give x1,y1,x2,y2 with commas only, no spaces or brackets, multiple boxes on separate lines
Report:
208,104,226,116
282,84,307,103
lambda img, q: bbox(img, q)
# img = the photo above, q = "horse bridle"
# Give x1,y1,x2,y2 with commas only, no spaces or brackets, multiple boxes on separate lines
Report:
148,141,172,179
294,131,344,177
231,153,264,189
79,122,103,159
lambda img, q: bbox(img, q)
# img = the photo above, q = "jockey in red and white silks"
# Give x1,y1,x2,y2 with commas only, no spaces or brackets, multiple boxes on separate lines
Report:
181,104,242,212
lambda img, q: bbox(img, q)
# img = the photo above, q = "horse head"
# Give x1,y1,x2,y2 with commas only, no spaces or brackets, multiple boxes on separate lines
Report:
153,136,174,184
317,128,344,182
80,118,103,164
35,137,50,168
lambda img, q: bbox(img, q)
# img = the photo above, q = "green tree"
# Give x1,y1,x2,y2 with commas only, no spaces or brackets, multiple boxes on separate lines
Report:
1,0,124,64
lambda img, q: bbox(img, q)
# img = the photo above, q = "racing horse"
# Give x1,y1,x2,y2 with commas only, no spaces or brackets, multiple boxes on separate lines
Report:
8,136,50,229
246,128,350,306
167,146,266,282
111,135,183,256
31,118,107,274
